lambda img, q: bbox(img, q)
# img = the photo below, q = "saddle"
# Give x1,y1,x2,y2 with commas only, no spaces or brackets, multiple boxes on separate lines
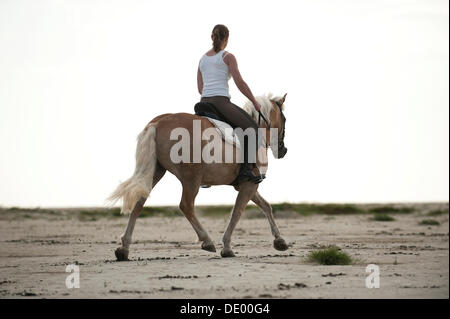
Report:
194,102,241,148
194,102,227,123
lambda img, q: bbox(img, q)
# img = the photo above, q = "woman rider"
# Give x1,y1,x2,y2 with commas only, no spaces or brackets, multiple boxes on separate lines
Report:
197,24,264,184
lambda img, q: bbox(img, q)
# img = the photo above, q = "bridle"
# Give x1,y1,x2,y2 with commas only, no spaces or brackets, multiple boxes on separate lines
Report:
257,101,286,150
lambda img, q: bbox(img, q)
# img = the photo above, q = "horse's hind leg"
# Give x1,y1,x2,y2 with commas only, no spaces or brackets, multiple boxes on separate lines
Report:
179,184,216,252
221,183,258,257
115,197,146,261
251,191,288,251
115,164,166,261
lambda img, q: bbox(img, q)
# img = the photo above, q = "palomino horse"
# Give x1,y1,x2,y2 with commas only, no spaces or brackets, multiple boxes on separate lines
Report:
108,93,288,260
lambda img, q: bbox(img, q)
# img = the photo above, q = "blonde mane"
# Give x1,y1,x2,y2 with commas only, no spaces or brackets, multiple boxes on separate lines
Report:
242,92,285,125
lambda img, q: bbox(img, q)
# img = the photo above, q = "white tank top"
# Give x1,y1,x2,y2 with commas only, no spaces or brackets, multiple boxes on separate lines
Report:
199,49,231,98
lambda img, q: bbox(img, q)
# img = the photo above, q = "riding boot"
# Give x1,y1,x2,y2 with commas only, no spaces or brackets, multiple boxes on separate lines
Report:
234,135,264,184
238,162,264,184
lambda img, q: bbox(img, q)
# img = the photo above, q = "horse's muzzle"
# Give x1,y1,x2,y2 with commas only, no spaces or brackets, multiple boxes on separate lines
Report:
278,146,287,158
276,141,287,159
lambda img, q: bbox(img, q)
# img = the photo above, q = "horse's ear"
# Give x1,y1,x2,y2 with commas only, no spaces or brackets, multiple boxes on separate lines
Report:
276,93,287,107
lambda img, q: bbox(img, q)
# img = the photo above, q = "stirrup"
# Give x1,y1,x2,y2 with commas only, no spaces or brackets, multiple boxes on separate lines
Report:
249,166,265,184
234,165,265,185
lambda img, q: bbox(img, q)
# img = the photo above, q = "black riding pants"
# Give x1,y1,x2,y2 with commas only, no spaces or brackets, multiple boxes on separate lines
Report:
200,96,258,164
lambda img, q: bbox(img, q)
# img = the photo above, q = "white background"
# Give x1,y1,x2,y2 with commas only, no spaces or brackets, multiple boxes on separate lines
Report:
0,0,448,207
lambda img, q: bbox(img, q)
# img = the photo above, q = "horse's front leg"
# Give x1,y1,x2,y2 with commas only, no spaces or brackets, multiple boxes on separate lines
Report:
251,191,288,251
221,183,258,257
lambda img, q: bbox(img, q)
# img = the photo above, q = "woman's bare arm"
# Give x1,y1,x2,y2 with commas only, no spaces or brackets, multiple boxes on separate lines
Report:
224,53,260,110
197,66,203,95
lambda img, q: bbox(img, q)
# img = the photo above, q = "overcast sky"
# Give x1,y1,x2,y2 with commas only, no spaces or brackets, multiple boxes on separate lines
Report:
0,0,448,208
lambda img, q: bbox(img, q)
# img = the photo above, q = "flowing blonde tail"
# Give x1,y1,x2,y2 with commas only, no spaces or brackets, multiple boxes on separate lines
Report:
107,125,157,214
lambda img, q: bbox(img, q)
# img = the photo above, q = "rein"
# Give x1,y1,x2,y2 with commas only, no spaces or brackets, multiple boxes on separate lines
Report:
258,110,270,128
257,103,286,150
257,101,284,128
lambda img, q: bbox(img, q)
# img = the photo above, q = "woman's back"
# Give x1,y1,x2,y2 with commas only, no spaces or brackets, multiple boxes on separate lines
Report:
199,49,231,98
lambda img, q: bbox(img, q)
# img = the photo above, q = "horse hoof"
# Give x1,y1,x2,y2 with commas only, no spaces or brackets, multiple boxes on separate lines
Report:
115,247,129,261
220,249,235,258
201,241,216,253
273,238,289,251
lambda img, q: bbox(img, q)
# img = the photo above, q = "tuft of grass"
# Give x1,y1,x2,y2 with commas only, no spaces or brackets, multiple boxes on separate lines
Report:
272,203,365,216
419,219,440,226
7,207,37,212
371,213,395,222
318,204,366,215
77,208,121,220
140,206,181,217
76,207,181,220
307,246,352,265
368,206,414,214
5,207,59,214
198,205,234,216
427,209,448,216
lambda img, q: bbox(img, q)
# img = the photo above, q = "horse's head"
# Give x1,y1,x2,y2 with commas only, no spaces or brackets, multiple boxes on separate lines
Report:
242,92,288,159
269,93,287,159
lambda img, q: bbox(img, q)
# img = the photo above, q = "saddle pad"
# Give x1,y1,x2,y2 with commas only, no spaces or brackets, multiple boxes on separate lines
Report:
204,117,241,149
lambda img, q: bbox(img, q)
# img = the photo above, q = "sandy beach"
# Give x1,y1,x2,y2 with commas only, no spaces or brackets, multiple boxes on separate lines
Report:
0,203,448,299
